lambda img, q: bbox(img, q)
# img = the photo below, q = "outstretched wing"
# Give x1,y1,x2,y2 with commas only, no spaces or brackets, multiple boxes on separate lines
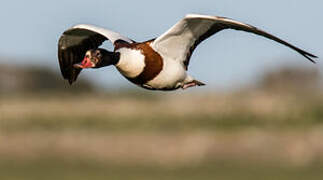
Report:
152,14,317,70
58,24,133,84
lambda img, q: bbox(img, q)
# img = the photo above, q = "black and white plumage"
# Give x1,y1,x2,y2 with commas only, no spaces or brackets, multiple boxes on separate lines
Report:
58,24,133,84
58,14,317,90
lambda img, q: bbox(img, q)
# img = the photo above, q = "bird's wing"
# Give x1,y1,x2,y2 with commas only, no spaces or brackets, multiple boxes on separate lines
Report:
58,24,133,84
151,14,317,69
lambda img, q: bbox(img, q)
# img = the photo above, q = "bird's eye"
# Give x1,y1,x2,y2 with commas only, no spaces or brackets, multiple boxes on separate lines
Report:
86,55,90,58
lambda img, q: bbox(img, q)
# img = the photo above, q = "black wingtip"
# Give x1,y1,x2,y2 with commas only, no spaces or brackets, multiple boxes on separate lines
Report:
307,57,316,64
304,53,318,64
298,49,318,64
68,77,77,85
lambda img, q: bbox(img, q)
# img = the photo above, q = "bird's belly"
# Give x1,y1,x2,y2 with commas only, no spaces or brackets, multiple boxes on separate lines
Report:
115,47,186,90
146,59,187,89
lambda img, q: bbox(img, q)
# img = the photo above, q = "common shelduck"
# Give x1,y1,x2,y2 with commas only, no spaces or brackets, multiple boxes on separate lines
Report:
58,14,317,91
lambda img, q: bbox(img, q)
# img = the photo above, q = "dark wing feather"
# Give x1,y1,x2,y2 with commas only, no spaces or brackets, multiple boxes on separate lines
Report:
189,16,317,66
58,29,106,84
58,24,133,84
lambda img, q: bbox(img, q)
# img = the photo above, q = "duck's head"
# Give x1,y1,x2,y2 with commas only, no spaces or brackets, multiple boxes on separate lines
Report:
74,48,119,69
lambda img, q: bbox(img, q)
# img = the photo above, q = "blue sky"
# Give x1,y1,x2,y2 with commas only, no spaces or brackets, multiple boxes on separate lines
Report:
0,0,322,90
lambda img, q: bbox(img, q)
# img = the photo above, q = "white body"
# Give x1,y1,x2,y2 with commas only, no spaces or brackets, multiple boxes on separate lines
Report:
115,45,192,89
115,48,146,78
146,54,189,89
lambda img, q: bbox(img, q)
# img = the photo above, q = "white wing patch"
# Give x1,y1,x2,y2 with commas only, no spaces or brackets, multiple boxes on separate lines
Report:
72,24,133,44
151,14,215,63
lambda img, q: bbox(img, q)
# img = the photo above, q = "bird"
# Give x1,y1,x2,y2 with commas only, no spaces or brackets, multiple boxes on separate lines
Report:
58,14,317,91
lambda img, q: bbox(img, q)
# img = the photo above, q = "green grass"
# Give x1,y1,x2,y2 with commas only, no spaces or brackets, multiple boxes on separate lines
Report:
2,94,323,180
1,158,323,180
2,109,323,133
2,92,323,133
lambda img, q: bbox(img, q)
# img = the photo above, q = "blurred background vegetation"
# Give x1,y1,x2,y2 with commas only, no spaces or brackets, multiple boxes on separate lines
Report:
1,57,323,180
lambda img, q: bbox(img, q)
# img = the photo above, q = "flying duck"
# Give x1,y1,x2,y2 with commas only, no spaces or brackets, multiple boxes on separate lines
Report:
58,14,317,91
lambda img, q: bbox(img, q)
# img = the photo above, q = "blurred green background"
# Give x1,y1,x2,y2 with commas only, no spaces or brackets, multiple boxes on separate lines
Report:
1,62,323,180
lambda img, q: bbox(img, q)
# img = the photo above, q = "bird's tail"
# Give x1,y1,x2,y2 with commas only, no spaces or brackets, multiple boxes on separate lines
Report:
192,80,206,86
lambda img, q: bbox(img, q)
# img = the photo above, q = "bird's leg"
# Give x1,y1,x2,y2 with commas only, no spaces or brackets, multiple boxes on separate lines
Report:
182,82,197,89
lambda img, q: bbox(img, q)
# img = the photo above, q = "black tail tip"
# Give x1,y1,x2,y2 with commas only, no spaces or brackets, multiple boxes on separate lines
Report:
193,80,206,86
